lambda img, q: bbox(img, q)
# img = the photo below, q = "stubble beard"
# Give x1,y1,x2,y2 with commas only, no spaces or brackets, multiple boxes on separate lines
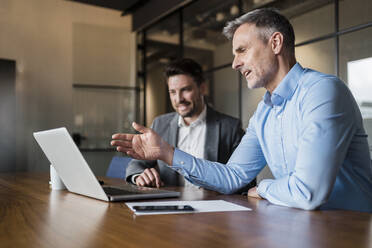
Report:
179,96,204,118
246,76,266,90
246,66,277,90
180,104,195,118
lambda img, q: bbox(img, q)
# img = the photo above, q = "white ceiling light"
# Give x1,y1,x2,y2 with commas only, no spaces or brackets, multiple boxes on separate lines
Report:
216,12,225,22
230,5,239,16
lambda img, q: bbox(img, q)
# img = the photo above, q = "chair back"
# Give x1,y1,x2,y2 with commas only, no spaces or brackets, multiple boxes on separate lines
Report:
106,156,132,179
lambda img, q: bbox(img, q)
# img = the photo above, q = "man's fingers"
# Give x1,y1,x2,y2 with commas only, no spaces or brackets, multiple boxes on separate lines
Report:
111,138,142,159
149,168,162,188
132,122,151,134
125,150,145,160
247,186,261,199
112,147,142,161
143,169,157,187
135,176,145,187
137,169,162,188
111,133,139,157
113,144,133,153
111,133,134,141
139,172,152,186
110,140,132,148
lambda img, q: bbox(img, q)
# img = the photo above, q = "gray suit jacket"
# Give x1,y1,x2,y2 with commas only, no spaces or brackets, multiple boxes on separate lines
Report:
126,106,246,188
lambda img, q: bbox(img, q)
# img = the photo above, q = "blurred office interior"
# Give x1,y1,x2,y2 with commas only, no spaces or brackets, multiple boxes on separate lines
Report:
0,0,371,180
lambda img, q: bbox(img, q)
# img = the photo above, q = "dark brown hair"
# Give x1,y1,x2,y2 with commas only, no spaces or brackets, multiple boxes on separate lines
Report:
164,58,205,86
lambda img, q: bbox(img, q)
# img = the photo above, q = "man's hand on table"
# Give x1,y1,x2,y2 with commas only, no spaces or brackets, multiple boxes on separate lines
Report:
247,186,262,199
135,168,164,188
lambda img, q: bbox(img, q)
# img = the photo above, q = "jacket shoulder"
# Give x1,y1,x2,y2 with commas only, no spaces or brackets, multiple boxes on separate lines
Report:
152,112,177,125
151,112,178,134
209,108,241,126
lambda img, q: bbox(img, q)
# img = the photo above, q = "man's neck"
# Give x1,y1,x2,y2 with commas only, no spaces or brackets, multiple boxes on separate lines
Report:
266,56,297,94
182,104,206,126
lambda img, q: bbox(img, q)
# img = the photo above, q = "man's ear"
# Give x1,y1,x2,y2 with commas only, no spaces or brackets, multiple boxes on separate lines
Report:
270,32,284,55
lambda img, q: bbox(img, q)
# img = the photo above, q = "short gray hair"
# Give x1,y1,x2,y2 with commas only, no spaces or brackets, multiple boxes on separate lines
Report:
223,8,295,55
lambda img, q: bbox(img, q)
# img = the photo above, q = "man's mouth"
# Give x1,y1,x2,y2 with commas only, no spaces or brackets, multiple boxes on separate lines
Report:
177,103,190,110
243,70,251,77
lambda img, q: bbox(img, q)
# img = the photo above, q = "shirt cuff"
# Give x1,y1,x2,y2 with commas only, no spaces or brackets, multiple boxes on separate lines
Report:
257,179,274,198
131,174,140,185
171,148,194,177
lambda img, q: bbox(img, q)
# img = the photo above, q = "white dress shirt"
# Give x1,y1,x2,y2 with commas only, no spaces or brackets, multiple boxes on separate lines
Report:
177,105,207,188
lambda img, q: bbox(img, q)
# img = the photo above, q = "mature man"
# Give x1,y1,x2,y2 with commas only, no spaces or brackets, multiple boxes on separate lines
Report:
112,9,372,212
125,58,249,191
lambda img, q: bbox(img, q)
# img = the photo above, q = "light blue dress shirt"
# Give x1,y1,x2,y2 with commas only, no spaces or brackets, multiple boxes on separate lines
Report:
171,63,372,212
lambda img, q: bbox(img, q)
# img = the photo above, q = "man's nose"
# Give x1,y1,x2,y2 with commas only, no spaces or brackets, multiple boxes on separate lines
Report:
232,56,242,70
175,92,184,103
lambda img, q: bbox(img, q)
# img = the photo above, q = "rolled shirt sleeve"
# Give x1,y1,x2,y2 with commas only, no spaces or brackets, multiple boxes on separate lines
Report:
172,122,266,194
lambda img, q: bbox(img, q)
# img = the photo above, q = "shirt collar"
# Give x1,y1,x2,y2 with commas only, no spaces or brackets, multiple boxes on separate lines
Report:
178,104,207,127
263,62,303,107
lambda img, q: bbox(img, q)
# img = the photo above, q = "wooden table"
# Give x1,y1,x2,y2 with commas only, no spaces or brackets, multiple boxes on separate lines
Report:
0,173,370,248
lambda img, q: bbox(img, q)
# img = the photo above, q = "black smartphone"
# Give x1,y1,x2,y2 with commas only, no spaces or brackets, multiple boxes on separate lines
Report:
133,205,194,212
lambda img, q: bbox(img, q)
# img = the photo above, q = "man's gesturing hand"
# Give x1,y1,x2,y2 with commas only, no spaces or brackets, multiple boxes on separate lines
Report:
111,122,175,165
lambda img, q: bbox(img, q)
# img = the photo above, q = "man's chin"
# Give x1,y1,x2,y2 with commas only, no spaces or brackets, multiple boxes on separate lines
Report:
178,110,194,118
177,107,191,116
247,80,262,89
179,112,192,118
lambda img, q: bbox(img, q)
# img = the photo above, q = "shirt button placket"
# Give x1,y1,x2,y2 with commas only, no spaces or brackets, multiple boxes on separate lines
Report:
279,106,287,171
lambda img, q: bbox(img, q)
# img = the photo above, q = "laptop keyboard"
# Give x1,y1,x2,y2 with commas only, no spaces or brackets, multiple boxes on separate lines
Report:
103,185,165,196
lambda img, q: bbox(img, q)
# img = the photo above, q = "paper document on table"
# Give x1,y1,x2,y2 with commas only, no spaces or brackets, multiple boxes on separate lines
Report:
126,200,251,215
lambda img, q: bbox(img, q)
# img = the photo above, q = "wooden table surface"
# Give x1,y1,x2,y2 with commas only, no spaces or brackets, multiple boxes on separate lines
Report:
0,173,370,248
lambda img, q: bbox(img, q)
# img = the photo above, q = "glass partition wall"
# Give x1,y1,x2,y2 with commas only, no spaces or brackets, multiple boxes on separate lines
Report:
137,0,372,151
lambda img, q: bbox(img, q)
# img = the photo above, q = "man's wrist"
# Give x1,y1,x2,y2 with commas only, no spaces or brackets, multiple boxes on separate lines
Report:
160,144,175,166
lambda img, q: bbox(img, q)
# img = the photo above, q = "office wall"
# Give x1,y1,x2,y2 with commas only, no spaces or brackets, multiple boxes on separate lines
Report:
0,0,135,172
0,59,16,172
146,63,168,126
213,42,239,120
292,4,335,75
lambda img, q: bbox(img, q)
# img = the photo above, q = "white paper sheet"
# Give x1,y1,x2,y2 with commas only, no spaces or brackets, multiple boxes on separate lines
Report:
126,200,252,215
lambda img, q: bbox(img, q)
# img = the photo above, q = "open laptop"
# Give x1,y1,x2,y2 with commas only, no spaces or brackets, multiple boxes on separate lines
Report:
33,127,180,201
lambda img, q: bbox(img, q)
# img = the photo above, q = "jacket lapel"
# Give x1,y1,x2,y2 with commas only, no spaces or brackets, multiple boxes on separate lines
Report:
168,114,183,185
205,106,219,161
168,114,179,147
